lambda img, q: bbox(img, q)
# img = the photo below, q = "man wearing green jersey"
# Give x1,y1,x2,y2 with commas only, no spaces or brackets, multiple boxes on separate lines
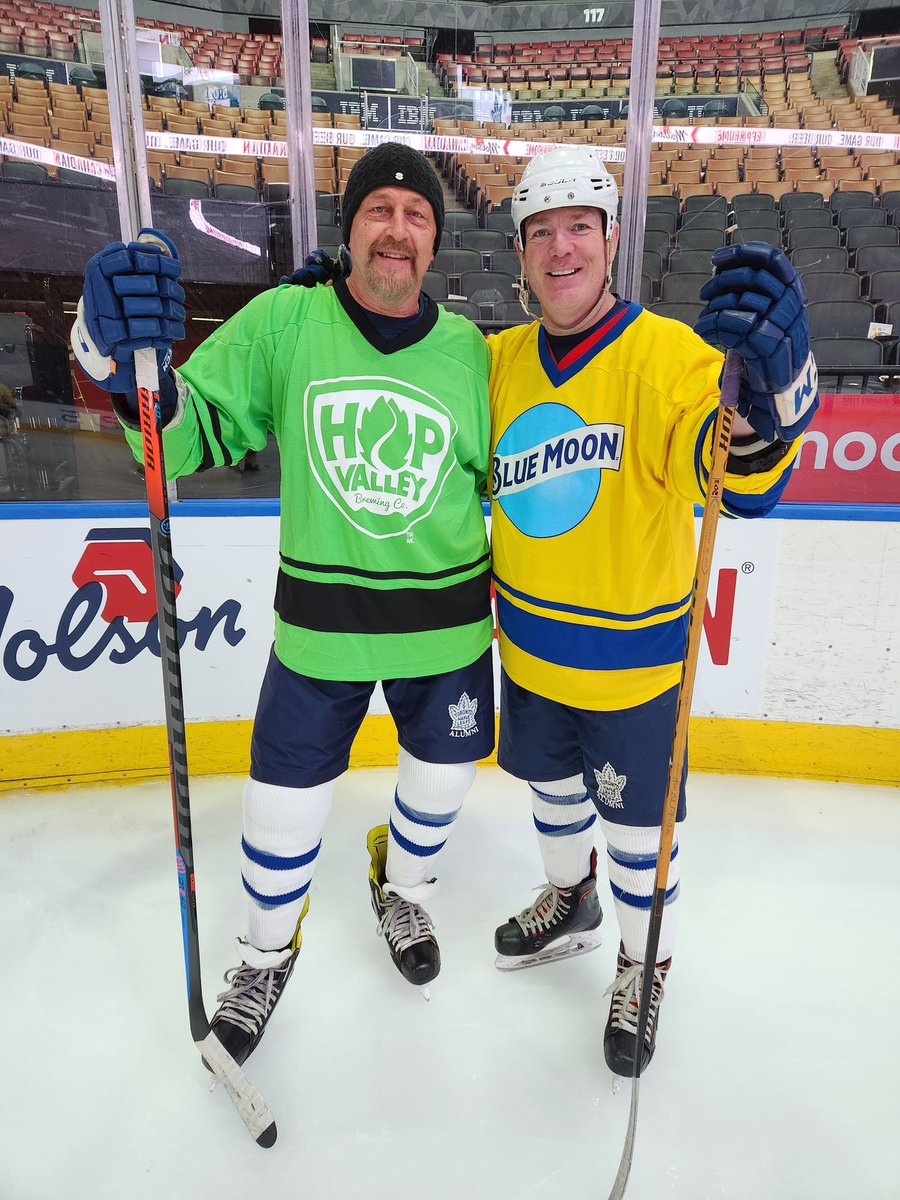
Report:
72,143,494,1065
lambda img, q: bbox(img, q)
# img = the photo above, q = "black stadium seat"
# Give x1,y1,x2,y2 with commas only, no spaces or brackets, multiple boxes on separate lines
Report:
830,190,876,211
846,226,900,255
659,272,711,302
734,209,780,231
867,271,900,306
780,191,825,211
856,245,900,278
440,298,481,320
801,272,860,302
459,271,519,308
667,249,715,275
678,210,728,231
792,246,849,273
836,207,886,231
787,226,841,251
784,208,834,231
423,269,449,300
674,227,725,251
807,300,875,339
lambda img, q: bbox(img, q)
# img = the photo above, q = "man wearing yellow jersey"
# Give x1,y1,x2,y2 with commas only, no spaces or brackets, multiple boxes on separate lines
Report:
488,146,818,1077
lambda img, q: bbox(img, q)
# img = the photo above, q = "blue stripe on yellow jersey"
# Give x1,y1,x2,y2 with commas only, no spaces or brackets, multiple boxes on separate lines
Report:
487,305,800,711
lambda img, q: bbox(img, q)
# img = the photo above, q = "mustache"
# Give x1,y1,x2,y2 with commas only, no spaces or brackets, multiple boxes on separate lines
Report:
369,238,416,261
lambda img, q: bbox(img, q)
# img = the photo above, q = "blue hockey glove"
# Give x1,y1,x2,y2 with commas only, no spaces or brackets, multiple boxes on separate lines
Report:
71,227,185,393
694,241,819,442
280,245,351,287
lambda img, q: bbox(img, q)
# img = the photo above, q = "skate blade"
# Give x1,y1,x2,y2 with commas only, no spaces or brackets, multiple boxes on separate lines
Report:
494,928,602,972
419,984,432,1002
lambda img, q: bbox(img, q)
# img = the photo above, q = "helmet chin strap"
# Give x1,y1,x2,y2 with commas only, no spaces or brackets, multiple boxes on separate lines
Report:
516,270,537,320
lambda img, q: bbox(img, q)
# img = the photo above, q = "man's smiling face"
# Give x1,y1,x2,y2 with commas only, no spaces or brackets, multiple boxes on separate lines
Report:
346,186,437,317
518,206,620,335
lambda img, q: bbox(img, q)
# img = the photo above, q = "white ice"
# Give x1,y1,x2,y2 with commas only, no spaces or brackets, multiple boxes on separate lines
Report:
1,768,898,1200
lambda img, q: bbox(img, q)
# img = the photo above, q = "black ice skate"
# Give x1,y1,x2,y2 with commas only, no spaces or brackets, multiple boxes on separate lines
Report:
207,896,309,1069
604,941,671,1078
494,847,603,970
367,824,440,999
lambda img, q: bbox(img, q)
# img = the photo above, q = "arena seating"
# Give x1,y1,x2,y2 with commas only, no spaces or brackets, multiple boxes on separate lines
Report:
2,11,899,365
436,27,847,102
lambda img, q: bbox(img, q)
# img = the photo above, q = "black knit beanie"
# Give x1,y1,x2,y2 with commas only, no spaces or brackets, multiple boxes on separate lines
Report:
341,142,444,255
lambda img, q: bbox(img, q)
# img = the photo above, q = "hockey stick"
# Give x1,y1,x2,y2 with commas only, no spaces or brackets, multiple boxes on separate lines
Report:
132,254,276,1148
607,348,743,1199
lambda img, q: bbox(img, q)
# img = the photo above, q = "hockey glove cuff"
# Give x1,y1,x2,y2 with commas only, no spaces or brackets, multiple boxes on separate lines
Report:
280,245,351,287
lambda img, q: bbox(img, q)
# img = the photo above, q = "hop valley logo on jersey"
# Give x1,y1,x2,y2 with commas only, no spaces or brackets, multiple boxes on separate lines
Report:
305,376,457,539
492,402,624,537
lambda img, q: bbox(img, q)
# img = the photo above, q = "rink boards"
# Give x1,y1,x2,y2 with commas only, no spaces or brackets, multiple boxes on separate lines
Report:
0,392,898,790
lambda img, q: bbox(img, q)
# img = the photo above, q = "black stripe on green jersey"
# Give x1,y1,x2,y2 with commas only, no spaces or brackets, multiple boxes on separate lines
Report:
195,400,232,470
279,550,491,583
274,568,491,635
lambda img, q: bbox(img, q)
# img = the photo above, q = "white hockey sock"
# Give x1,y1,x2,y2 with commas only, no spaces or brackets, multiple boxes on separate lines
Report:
600,819,680,963
530,775,597,887
242,776,336,951
386,749,475,889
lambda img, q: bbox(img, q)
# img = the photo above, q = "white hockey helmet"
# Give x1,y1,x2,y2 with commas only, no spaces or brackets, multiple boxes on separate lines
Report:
512,145,619,246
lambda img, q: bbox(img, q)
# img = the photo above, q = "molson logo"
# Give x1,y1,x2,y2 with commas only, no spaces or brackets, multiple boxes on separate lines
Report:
305,376,457,539
0,528,245,683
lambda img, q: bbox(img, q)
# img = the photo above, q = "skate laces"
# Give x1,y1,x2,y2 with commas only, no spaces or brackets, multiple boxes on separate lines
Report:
215,960,291,1038
378,894,434,953
514,882,572,935
604,957,666,1039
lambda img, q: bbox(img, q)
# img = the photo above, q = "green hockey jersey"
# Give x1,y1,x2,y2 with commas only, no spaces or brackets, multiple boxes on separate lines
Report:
121,281,493,682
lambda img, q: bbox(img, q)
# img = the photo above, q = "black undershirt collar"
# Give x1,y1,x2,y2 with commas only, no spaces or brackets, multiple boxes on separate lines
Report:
334,278,438,353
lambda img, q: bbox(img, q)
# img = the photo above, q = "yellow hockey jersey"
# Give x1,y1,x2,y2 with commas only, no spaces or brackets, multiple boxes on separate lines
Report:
487,302,799,711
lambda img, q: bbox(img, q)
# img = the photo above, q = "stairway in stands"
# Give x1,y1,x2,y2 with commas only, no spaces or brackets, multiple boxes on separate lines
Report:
810,50,848,102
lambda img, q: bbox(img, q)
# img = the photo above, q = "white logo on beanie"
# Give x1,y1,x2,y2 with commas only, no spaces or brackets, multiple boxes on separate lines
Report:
395,171,404,180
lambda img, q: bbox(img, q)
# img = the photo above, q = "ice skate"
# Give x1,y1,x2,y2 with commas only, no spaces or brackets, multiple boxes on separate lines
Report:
604,941,670,1082
206,896,309,1069
367,824,440,999
494,847,603,970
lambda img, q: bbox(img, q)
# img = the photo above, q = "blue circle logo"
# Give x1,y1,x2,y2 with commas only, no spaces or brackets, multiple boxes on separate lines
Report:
492,403,623,538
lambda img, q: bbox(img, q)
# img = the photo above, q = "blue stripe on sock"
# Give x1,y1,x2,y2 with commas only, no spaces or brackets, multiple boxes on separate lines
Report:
388,817,447,857
609,880,680,909
533,812,597,837
607,843,679,871
530,786,589,807
241,837,321,872
393,791,460,828
242,874,312,907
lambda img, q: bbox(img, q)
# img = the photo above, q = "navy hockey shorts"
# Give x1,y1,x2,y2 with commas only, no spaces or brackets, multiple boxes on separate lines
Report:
250,646,496,788
498,671,686,828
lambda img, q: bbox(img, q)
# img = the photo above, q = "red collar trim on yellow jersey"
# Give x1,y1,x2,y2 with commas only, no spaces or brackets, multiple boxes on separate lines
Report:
538,299,642,387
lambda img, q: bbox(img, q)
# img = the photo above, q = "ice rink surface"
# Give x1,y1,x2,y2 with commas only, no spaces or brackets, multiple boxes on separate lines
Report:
2,766,898,1200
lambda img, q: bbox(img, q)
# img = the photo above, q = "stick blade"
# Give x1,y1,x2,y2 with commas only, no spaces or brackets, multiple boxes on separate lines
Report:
607,1076,640,1199
197,1031,277,1147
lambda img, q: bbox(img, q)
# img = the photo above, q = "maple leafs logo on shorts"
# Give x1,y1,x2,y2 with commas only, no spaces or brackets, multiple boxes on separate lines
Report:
448,691,479,737
594,762,626,808
305,375,457,540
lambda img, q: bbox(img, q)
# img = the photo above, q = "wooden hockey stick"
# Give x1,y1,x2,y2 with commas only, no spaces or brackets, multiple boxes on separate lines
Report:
607,348,743,1199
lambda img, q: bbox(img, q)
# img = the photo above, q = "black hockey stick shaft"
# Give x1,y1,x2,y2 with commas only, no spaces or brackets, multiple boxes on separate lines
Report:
133,344,208,1045
133,339,278,1147
607,348,743,1200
